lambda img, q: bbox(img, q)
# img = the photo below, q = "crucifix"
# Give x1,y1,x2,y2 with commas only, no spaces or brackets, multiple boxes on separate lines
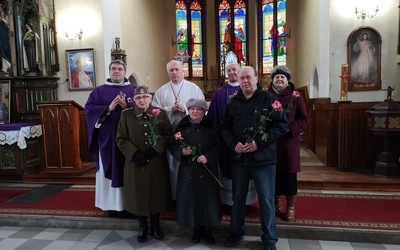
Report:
339,64,350,101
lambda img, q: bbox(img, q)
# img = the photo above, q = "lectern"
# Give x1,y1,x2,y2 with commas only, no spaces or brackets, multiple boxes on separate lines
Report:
38,100,94,175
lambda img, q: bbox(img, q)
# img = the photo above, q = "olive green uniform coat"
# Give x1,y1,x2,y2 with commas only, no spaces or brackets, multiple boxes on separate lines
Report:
116,105,173,216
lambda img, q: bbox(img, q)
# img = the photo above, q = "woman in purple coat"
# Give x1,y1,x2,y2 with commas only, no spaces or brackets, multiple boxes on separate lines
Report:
267,65,309,221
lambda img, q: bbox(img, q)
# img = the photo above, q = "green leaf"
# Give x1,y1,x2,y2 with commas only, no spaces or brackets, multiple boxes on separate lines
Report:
259,116,267,123
261,133,268,142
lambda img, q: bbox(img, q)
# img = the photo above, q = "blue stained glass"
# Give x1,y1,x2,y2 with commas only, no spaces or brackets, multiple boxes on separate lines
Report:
235,8,245,17
175,0,204,78
263,4,273,13
220,9,229,16
278,0,286,10
192,10,200,18
176,9,187,18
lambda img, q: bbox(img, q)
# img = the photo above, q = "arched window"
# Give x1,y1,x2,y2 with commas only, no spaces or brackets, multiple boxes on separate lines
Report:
175,0,206,79
216,0,248,79
258,0,287,75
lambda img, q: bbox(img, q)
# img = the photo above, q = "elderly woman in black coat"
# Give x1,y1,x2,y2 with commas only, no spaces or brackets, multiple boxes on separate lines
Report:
168,98,223,245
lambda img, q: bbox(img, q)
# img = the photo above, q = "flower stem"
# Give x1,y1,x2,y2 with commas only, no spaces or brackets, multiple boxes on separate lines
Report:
202,164,223,187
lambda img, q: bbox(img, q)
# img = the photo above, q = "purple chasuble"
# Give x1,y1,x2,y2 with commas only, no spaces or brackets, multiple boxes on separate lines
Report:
208,83,240,125
208,83,239,178
85,83,136,187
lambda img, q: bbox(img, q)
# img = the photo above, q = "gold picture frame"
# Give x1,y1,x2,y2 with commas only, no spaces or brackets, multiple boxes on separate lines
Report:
66,48,96,91
347,26,381,91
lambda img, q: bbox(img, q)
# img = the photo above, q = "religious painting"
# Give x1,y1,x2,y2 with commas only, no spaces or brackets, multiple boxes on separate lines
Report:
0,80,10,124
347,26,381,91
66,48,96,91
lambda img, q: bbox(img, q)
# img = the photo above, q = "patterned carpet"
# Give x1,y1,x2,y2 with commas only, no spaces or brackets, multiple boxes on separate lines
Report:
1,185,398,232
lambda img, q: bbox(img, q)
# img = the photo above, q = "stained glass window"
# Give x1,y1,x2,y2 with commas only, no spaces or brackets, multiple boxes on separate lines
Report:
260,0,287,75
175,0,205,78
217,0,248,78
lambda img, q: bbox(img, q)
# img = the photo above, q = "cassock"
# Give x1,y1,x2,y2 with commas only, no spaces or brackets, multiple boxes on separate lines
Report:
208,82,258,206
152,79,205,200
85,79,136,211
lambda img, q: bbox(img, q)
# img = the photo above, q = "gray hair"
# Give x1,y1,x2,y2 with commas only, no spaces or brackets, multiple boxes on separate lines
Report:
225,63,240,75
166,60,183,72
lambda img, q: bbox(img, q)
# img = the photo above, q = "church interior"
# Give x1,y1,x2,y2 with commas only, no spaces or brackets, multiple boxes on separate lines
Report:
0,0,400,248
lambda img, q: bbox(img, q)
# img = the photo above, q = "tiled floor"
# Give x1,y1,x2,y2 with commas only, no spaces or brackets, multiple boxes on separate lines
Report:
0,225,399,250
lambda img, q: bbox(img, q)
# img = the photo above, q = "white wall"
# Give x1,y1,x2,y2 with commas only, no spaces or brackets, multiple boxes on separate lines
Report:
289,0,328,98
328,0,399,102
119,1,172,93
54,0,105,107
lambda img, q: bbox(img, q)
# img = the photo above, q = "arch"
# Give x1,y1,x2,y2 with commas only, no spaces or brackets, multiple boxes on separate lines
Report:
128,73,140,87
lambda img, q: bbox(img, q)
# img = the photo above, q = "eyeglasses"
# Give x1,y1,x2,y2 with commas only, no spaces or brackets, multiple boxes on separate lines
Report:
134,95,151,101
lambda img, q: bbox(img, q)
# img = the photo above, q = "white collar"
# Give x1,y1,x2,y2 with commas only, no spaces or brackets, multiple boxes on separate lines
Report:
228,81,240,87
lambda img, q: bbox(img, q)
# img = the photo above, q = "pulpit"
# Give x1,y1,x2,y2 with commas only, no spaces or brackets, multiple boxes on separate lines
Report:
366,99,400,177
38,101,94,176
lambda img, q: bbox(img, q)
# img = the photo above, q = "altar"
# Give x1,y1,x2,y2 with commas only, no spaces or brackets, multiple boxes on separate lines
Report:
0,122,42,180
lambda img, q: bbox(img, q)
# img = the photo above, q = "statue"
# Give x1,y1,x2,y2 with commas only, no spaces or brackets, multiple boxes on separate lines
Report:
115,37,120,51
386,86,394,101
111,37,127,64
23,23,41,75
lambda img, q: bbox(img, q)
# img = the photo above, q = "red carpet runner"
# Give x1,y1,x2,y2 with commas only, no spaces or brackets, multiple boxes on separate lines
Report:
0,187,399,231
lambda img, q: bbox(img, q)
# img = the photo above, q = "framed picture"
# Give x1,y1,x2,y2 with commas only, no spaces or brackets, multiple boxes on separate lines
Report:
347,26,381,91
0,80,11,124
66,48,96,91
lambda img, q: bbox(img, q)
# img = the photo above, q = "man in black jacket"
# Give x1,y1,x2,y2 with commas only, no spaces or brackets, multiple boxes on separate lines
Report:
220,66,288,250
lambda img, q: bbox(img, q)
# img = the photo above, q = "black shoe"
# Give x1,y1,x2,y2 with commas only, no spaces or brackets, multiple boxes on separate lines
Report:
151,227,164,241
224,233,244,247
107,210,118,217
264,244,277,250
137,216,148,243
150,213,164,240
191,227,202,243
202,227,215,244
137,228,147,243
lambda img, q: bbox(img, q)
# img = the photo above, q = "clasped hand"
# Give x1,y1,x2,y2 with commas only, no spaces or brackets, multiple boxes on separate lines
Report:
181,148,208,164
109,95,127,111
182,147,192,156
235,140,258,154
172,103,185,113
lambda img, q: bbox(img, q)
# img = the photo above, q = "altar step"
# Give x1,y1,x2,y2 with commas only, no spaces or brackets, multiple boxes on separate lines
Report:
22,162,96,185
14,145,400,191
18,165,400,192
